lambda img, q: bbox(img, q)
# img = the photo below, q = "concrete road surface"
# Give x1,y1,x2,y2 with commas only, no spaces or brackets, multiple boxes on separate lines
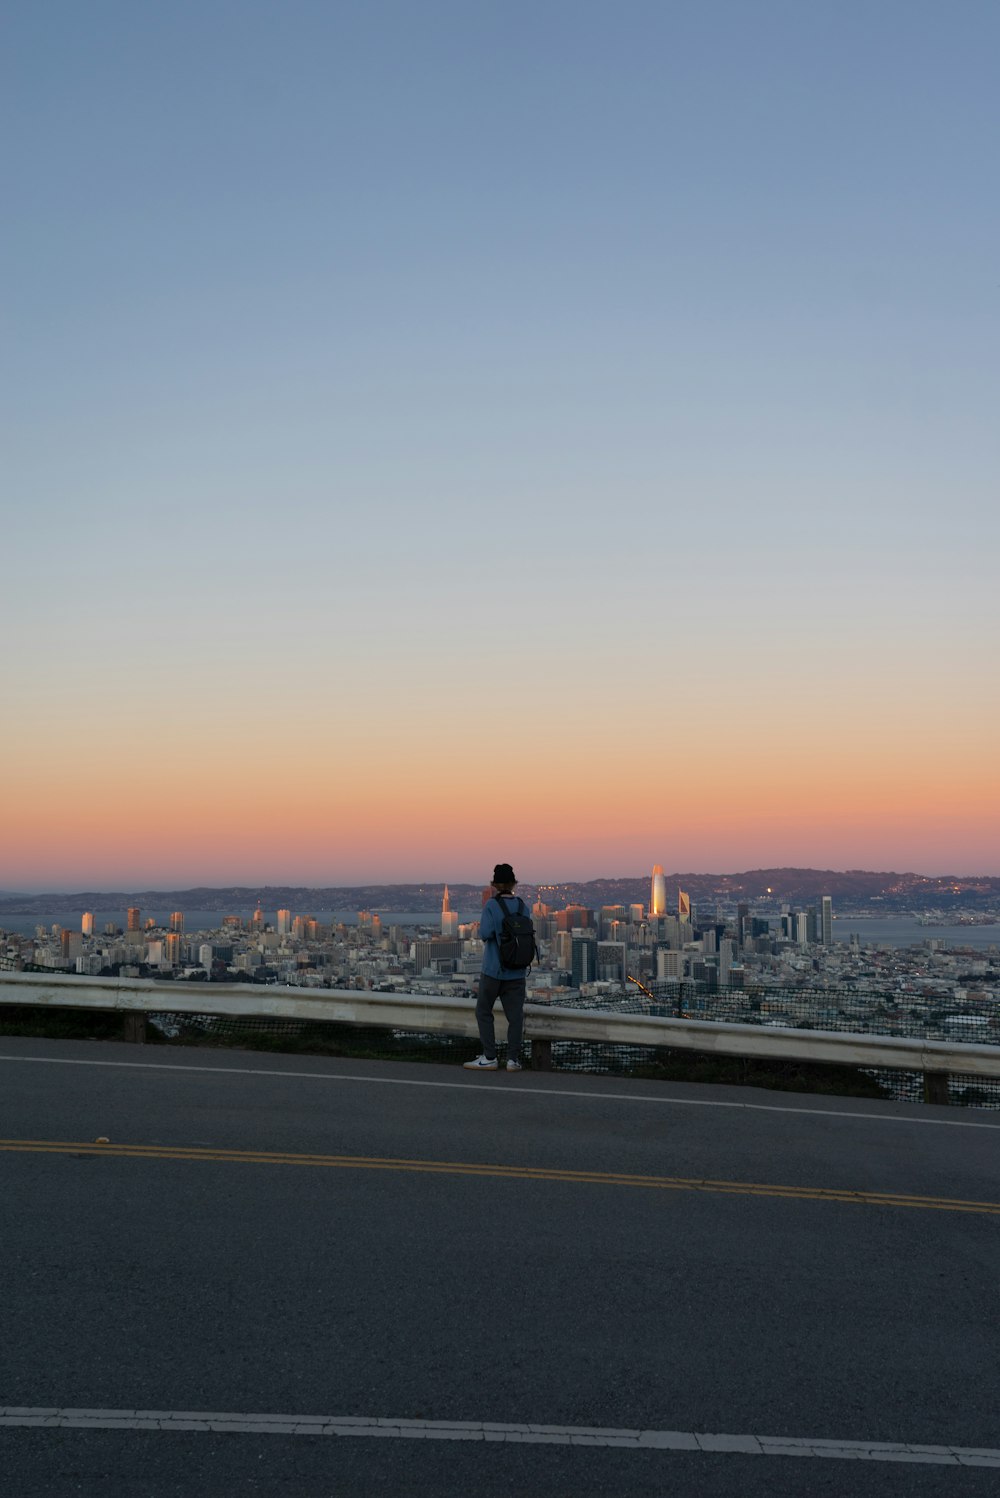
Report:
1,1035,999,1496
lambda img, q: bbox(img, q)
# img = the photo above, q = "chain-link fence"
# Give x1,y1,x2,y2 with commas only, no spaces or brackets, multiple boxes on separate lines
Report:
535,982,1000,1108
546,978,1000,1043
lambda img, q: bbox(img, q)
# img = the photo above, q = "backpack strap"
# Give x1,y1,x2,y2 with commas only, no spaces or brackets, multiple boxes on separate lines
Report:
489,895,508,938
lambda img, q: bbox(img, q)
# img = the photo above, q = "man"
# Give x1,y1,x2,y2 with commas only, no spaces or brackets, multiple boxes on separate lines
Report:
463,863,533,1072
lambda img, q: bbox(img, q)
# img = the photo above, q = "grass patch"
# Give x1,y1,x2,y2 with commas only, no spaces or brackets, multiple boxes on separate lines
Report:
0,1005,148,1043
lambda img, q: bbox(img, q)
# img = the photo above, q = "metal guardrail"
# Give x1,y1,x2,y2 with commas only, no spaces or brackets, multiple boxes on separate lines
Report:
3,971,1000,1105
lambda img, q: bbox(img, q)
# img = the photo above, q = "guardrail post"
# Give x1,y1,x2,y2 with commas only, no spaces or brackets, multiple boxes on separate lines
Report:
532,1039,553,1071
923,1071,949,1106
122,1012,147,1044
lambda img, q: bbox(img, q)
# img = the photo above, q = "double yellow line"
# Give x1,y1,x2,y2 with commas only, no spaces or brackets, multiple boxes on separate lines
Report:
2,1138,999,1215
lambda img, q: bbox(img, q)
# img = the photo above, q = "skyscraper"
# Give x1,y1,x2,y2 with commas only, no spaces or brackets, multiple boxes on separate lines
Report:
821,895,833,946
650,865,666,917
678,889,691,923
556,905,594,932
441,885,459,938
126,907,140,932
169,911,184,933
81,912,94,937
656,948,684,980
571,935,597,988
596,942,626,983
277,909,291,936
600,905,627,936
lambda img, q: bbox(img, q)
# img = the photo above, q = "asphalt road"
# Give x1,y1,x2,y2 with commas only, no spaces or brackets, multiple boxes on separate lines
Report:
1,1035,999,1497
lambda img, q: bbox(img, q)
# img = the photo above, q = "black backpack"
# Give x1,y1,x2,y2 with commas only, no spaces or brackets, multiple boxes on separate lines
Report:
494,896,537,970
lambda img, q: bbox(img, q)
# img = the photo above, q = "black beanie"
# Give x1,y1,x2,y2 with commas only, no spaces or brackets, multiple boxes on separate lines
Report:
493,863,516,885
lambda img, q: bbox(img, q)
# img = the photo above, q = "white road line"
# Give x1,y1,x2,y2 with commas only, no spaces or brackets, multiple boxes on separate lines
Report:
2,1050,999,1129
0,1407,997,1465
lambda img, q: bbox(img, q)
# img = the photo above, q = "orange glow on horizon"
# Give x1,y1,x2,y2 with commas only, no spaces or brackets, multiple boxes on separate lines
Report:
2,681,998,886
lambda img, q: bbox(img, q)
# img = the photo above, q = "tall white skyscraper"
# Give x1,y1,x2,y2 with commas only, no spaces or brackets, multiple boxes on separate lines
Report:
277,909,291,937
650,865,666,917
81,911,94,937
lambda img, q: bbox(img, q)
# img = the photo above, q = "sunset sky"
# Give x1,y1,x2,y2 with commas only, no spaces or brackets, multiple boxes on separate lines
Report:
3,1,998,891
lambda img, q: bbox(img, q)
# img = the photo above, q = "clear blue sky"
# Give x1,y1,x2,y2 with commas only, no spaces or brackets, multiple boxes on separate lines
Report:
3,1,998,886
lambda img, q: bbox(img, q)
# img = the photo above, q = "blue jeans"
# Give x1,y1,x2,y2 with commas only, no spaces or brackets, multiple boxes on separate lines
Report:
475,974,526,1062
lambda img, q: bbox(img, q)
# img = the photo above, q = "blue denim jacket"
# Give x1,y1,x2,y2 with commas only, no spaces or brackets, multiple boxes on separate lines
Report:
480,896,530,979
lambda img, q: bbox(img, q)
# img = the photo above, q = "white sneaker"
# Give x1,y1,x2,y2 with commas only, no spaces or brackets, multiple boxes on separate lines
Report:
463,1054,498,1070
506,1060,522,1072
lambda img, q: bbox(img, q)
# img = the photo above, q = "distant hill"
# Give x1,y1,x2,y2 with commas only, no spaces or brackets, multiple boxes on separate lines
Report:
0,870,998,916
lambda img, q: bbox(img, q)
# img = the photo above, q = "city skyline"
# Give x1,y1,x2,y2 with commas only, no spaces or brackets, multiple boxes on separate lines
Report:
3,2,998,888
